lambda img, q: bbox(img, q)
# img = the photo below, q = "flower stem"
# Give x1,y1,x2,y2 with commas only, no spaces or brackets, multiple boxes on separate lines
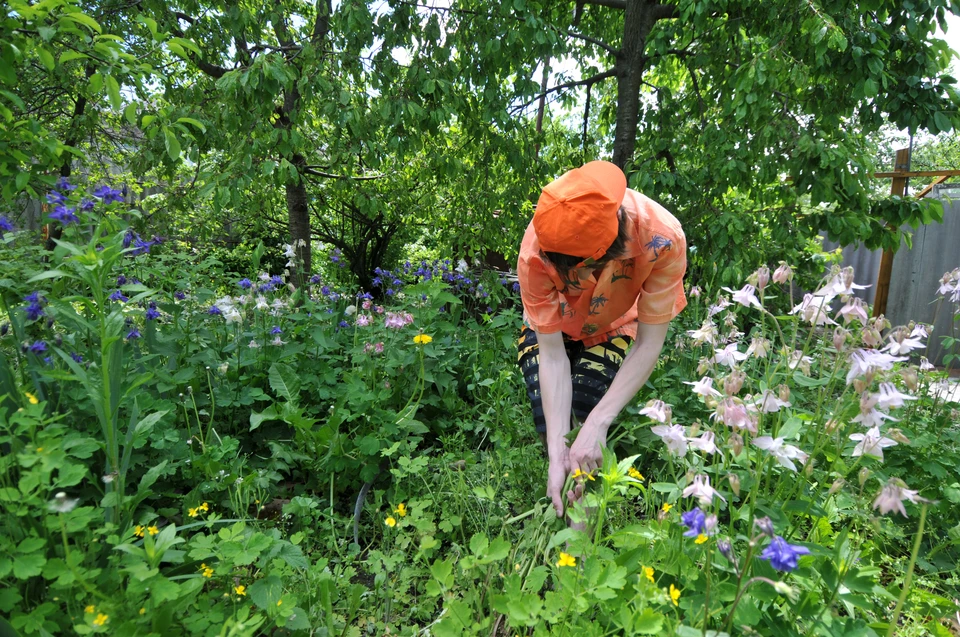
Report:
885,504,928,637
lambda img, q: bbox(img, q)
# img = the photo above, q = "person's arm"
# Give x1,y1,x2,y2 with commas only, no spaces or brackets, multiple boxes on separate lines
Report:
537,330,574,515
567,321,670,475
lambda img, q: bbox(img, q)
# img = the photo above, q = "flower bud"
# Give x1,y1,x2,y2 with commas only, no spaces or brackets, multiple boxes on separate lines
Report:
728,473,741,497
804,459,815,477
773,581,798,601
900,367,918,392
754,266,771,291
858,467,871,487
773,262,793,284
717,539,735,562
689,286,702,298
754,516,775,538
704,514,718,535
861,327,882,348
704,395,718,410
824,418,840,434
723,370,746,395
886,428,911,444
853,379,868,394
778,384,791,403
697,357,711,376
729,433,744,456
833,327,848,351
828,478,845,495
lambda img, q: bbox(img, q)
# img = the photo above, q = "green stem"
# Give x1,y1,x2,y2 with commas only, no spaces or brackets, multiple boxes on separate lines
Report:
885,504,928,637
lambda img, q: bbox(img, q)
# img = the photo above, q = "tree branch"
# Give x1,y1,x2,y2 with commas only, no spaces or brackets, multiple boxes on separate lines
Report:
565,30,620,56
583,0,626,9
651,3,678,21
513,69,616,112
303,167,386,180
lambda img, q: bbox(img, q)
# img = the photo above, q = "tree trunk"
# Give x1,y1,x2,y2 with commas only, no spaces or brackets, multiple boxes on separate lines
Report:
611,0,658,169
286,153,312,286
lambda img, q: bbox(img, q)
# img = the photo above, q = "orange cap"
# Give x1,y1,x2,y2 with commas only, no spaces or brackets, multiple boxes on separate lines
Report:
533,161,626,262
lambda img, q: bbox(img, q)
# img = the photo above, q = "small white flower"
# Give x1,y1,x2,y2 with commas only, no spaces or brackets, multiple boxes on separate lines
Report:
814,267,869,301
849,426,898,461
248,340,260,349
283,244,297,258
686,320,718,346
218,362,229,374
721,284,762,309
682,474,726,506
919,357,935,372
684,376,721,399
746,336,771,358
687,431,721,456
876,382,916,410
271,336,286,347
756,389,790,413
872,478,923,517
344,305,357,316
650,423,687,456
752,436,808,472
456,259,469,273
708,297,732,317
223,308,243,324
791,293,836,326
639,399,671,423
846,349,907,385
47,492,79,513
255,296,270,311
712,343,748,368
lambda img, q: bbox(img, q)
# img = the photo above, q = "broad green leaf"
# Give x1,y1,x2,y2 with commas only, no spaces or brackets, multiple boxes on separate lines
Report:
59,50,89,64
105,74,122,110
59,12,103,34
163,127,181,161
268,363,301,403
37,47,55,71
176,117,206,132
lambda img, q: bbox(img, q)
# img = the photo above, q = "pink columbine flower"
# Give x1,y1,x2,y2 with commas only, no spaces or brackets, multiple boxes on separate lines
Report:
876,382,916,410
356,314,371,327
851,392,899,428
882,328,925,356
772,263,793,284
712,396,758,434
753,266,771,291
785,350,813,376
639,399,672,424
687,431,721,456
682,474,726,506
752,436,808,472
849,426,898,461
791,293,837,326
722,284,762,310
384,311,413,329
712,343,748,368
723,370,746,395
708,297,732,317
650,423,687,455
919,357,935,372
685,376,722,399
873,478,923,517
815,266,869,301
837,297,869,325
689,286,702,297
846,349,907,385
362,299,372,310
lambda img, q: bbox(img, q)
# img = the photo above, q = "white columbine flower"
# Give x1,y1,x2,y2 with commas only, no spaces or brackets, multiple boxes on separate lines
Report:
846,349,907,385
872,478,923,517
752,436,808,472
712,343,748,368
687,431,721,456
687,320,718,346
722,284,762,309
746,336,771,358
815,267,869,301
837,297,869,325
248,340,260,349
47,492,79,513
882,332,925,356
708,297,732,317
790,293,837,326
849,426,898,461
756,389,791,413
650,424,687,456
639,399,672,423
682,474,726,506
684,376,722,399
255,296,270,311
283,244,297,258
876,382,917,410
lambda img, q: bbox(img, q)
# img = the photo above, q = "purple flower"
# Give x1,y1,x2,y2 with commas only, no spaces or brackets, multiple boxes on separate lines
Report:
93,185,124,204
321,285,331,296
29,341,47,354
512,282,521,293
0,215,14,236
49,205,79,225
372,277,383,287
208,306,222,316
271,326,282,334
79,198,95,211
123,230,135,249
117,275,127,286
24,292,45,321
338,320,350,328
71,352,83,363
55,176,76,192
680,508,706,538
125,328,141,340
310,275,322,284
392,278,402,287
132,237,156,256
46,191,66,205
145,304,161,320
174,291,186,300
109,290,129,302
759,536,810,572
385,289,395,296
238,278,252,290
270,275,283,287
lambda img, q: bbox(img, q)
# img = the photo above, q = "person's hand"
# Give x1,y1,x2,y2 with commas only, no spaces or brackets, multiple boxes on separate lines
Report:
547,448,570,516
568,421,607,478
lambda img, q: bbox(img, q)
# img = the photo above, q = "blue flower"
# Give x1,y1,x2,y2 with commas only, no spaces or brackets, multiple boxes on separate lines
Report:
512,282,521,293
238,278,252,290
29,341,47,354
680,508,706,538
79,198,95,211
371,277,382,287
71,352,83,363
55,176,76,192
759,536,811,572
109,290,129,302
132,237,157,256
270,275,284,287
310,275,322,284
123,230,135,249
23,292,45,321
338,320,349,328
49,205,79,225
117,275,127,286
208,306,222,316
271,326,282,334
321,286,331,296
392,278,402,287
385,289,395,296
145,305,161,321
357,292,373,300
46,191,66,205
174,291,186,300
0,215,13,236
125,328,141,340
93,185,124,204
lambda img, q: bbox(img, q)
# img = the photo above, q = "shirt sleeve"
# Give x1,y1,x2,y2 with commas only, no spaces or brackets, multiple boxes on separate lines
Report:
518,254,563,333
635,229,688,324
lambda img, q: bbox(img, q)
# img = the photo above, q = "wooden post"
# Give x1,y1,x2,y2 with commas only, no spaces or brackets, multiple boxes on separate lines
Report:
872,148,910,318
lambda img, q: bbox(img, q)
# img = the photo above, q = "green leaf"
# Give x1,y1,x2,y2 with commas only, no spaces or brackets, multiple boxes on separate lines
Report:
105,74,121,109
135,410,168,435
863,78,878,97
249,405,281,431
139,460,169,492
469,532,488,556
59,12,103,34
123,102,138,126
248,574,282,609
27,270,70,282
162,127,181,161
268,363,301,403
13,553,46,579
176,117,206,133
37,47,55,71
933,111,952,133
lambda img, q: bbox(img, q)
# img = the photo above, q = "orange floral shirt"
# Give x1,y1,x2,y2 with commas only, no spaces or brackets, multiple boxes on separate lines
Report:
517,189,687,347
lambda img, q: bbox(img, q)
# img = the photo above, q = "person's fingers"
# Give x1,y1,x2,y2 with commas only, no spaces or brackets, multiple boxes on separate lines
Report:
552,493,563,516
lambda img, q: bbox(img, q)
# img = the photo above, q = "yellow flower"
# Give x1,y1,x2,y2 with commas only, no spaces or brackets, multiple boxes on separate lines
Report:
385,516,397,527
571,468,595,481
643,566,655,583
669,583,681,606
25,392,38,405
188,507,199,518
394,503,407,517
84,605,96,614
234,585,246,596
139,607,145,615
277,599,283,607
36,447,44,453
694,534,708,545
661,503,673,513
147,525,159,536
199,502,209,512
556,552,577,568
93,613,109,627
627,467,644,481
133,525,145,538
413,334,433,345
200,563,214,578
